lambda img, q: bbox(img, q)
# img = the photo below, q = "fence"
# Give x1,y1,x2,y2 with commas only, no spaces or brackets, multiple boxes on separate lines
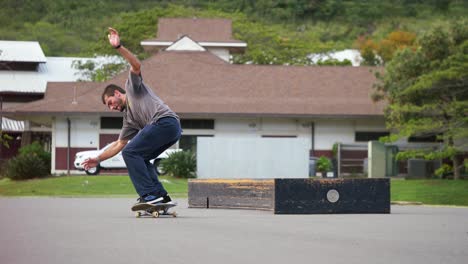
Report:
197,137,310,179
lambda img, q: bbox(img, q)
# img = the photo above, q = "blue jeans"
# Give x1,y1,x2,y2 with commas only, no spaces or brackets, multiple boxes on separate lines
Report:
122,117,181,197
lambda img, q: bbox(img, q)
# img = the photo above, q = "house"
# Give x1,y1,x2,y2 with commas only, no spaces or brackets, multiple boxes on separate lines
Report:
0,40,107,162
4,18,393,175
140,18,247,61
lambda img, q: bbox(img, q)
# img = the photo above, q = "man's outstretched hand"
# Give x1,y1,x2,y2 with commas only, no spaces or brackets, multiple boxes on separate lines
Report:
108,27,121,48
82,157,99,170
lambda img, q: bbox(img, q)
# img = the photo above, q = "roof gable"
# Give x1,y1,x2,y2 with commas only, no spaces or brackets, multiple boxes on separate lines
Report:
166,36,206,51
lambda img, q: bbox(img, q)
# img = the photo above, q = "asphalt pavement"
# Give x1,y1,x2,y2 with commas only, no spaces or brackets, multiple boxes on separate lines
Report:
0,197,467,264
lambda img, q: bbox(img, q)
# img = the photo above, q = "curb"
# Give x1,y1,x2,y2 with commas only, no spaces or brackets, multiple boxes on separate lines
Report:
391,201,423,205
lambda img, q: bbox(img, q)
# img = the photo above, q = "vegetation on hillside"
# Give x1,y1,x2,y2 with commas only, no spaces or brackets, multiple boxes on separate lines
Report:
1,0,466,65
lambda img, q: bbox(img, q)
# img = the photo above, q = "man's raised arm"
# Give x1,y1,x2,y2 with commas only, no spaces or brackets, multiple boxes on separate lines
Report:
108,27,141,74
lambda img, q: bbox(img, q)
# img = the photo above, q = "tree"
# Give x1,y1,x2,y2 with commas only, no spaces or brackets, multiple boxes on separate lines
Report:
356,30,417,65
355,36,380,65
315,58,352,66
378,31,417,62
374,21,468,179
72,58,127,82
0,131,13,148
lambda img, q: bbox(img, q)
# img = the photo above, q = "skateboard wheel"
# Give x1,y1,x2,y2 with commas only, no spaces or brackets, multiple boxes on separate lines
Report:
135,212,142,218
151,211,159,218
171,212,177,217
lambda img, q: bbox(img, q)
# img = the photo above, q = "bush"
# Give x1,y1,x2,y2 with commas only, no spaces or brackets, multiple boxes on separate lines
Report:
4,154,49,180
160,150,196,178
435,164,453,178
3,141,51,180
18,141,51,172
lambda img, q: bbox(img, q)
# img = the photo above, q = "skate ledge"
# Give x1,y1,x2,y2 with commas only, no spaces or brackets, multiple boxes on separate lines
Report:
188,178,391,214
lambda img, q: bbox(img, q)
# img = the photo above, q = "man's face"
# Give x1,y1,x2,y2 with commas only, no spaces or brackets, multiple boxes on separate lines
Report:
104,91,126,112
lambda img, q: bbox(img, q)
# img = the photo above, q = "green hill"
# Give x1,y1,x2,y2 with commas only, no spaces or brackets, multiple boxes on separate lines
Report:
0,0,466,65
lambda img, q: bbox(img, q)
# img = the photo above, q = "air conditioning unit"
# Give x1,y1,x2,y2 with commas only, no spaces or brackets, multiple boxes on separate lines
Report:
408,159,426,178
407,159,439,178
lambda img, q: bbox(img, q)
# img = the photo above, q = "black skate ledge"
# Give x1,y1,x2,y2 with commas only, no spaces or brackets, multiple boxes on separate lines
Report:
188,178,390,214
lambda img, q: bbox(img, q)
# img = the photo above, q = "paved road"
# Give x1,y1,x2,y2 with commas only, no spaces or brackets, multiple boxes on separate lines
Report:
0,198,467,264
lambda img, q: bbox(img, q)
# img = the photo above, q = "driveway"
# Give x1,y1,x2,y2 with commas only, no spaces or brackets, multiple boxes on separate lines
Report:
0,198,467,264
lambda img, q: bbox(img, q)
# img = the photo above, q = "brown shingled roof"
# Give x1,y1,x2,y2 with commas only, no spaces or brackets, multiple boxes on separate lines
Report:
5,51,385,118
146,18,243,43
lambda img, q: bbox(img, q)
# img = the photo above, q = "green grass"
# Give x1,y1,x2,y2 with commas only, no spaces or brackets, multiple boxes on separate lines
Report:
0,175,188,198
1,177,468,206
391,179,468,206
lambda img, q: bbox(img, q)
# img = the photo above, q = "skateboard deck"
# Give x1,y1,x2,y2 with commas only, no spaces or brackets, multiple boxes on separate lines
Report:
131,202,177,218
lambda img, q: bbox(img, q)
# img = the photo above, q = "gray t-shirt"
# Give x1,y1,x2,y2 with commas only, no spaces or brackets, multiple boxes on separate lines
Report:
119,71,179,140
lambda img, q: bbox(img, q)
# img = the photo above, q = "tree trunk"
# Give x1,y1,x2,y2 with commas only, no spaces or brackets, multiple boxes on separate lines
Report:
448,136,460,180
21,131,32,147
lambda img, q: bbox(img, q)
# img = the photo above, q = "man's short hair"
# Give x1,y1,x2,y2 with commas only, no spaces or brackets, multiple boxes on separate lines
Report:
102,84,125,104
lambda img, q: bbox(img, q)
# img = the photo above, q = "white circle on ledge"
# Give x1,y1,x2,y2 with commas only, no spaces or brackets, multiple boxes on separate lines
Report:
327,189,340,203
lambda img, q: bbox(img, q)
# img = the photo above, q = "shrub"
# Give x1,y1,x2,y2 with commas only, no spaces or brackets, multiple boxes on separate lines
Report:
4,153,49,180
3,141,51,180
18,141,51,172
434,164,452,178
160,150,196,178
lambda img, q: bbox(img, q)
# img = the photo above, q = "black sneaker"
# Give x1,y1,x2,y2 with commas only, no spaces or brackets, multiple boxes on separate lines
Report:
132,194,176,211
136,194,164,205
136,194,173,205
162,194,172,204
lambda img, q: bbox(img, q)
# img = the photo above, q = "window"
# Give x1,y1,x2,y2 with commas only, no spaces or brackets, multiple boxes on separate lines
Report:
261,135,297,138
101,117,123,129
179,135,213,152
181,119,214,129
0,62,39,71
408,135,442,143
355,131,390,142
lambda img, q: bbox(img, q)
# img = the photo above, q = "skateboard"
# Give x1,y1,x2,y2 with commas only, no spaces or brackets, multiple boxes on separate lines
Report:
131,202,178,218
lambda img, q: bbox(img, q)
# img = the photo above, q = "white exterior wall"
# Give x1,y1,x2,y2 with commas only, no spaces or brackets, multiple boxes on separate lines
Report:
55,117,99,147
182,117,387,151
216,117,310,138
51,119,56,173
52,116,100,174
49,115,388,175
215,118,260,137
314,119,387,150
354,119,388,131
315,120,354,150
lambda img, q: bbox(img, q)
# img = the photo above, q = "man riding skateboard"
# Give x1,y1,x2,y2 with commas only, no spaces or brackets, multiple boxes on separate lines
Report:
82,27,181,206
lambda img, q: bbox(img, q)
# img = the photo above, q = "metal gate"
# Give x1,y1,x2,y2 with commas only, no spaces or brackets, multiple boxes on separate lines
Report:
337,142,400,178
336,143,368,177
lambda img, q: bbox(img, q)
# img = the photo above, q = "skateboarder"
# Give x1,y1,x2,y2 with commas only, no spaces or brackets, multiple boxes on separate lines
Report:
82,27,181,206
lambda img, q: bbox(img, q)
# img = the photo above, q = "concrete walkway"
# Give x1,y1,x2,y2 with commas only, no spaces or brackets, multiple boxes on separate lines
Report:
0,198,467,264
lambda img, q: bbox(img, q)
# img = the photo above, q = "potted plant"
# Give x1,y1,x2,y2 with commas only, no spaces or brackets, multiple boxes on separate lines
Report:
316,156,332,178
